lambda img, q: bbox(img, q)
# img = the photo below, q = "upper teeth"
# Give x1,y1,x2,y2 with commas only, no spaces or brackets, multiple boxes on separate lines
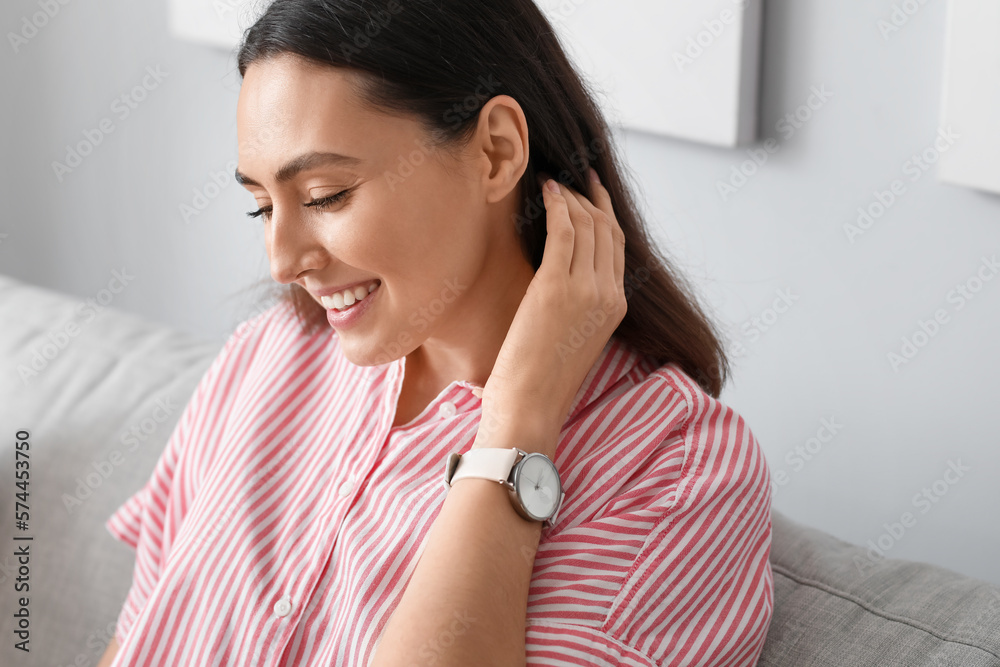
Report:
320,280,380,311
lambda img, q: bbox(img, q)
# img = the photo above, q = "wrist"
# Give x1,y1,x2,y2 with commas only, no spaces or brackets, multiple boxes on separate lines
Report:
473,403,562,456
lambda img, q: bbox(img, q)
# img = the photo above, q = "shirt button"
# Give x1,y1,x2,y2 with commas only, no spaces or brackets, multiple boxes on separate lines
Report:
438,401,457,419
273,595,292,617
338,478,354,497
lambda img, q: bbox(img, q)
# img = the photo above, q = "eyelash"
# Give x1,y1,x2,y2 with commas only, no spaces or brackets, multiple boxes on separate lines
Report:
246,189,353,221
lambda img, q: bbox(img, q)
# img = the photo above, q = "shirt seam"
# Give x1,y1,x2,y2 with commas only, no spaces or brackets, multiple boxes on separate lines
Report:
602,370,700,638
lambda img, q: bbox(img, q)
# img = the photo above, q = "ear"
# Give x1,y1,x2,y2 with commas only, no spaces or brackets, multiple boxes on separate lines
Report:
471,95,530,204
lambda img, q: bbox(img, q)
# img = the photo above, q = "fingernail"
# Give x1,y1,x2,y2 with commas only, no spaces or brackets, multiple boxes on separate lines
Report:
545,179,560,193
588,167,600,183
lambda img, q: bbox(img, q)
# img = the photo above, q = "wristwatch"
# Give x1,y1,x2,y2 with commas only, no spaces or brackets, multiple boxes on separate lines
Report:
442,447,565,527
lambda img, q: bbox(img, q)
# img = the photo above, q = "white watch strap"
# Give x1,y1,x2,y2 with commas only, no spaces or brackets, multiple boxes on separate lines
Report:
450,447,520,485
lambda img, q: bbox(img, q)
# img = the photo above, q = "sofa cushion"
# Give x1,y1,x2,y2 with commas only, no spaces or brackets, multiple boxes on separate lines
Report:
0,274,222,666
759,510,1000,666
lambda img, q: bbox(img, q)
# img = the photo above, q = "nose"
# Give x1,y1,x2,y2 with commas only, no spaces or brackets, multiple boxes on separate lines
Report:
266,203,325,284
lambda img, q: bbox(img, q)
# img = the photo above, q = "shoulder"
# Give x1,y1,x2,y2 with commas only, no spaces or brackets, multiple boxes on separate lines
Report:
226,297,313,356
654,364,771,532
650,363,769,509
586,337,746,440
185,297,334,445
600,354,771,511
593,339,759,458
560,343,769,526
651,364,755,444
212,297,337,381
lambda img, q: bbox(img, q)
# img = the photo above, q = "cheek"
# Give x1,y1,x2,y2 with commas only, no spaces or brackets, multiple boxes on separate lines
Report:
346,189,422,262
393,185,475,261
349,172,479,292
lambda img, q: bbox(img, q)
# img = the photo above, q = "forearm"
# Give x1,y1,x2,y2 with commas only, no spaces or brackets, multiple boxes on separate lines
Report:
97,636,118,667
369,415,558,667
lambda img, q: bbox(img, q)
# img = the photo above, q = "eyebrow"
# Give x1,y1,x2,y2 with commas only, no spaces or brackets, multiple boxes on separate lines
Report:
234,151,363,187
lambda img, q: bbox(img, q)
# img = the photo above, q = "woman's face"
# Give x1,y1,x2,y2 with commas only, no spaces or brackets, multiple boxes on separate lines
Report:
235,54,529,367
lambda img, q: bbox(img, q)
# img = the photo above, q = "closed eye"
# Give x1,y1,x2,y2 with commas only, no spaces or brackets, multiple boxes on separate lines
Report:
246,188,353,220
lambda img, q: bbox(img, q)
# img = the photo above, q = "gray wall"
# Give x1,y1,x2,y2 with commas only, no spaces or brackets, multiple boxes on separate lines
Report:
3,0,999,586
1,0,270,342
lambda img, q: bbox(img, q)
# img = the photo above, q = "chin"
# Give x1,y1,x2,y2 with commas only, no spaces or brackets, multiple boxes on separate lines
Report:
335,335,398,368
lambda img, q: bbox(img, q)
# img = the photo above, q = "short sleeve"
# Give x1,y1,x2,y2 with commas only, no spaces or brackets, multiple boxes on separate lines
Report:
606,385,773,665
525,373,773,666
103,304,282,647
105,419,185,646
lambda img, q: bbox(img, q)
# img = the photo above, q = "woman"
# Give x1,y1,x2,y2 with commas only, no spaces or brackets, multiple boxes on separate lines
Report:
100,1,773,665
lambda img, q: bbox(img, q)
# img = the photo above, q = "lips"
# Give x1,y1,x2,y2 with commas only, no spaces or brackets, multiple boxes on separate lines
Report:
325,279,380,330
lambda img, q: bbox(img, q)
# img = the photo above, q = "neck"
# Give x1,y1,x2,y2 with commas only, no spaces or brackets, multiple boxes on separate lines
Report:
403,238,535,400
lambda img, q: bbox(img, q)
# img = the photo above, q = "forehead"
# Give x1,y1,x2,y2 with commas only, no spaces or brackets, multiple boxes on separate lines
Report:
239,56,355,135
239,55,364,116
236,55,398,164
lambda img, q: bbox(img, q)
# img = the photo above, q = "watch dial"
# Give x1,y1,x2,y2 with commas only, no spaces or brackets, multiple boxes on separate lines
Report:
516,455,560,519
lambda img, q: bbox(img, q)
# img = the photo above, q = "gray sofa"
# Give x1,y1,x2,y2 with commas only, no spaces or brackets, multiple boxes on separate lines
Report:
1,272,998,667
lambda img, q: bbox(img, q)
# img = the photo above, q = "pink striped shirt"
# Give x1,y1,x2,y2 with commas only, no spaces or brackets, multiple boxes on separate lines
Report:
105,299,773,666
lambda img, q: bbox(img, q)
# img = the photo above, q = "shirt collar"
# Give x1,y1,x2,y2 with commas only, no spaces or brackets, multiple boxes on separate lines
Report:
383,335,649,425
564,335,650,423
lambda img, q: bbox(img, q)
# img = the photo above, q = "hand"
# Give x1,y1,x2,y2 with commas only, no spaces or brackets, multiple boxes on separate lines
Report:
477,169,627,454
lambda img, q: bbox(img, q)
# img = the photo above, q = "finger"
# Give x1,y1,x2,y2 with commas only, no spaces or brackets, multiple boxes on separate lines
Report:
588,170,625,296
551,180,595,279
539,180,574,276
586,168,615,222
564,173,614,283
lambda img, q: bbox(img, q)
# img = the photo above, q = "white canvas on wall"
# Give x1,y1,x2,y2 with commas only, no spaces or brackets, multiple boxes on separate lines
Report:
938,0,1000,195
168,0,763,147
535,0,763,147
167,0,265,51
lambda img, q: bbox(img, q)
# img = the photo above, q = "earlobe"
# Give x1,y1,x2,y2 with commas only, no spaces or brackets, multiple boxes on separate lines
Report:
477,95,530,204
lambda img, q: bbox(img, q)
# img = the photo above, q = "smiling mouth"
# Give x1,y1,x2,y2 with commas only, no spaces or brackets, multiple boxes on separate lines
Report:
319,279,381,311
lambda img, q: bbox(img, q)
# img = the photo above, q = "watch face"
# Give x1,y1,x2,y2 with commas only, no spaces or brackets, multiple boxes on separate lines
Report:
514,454,561,520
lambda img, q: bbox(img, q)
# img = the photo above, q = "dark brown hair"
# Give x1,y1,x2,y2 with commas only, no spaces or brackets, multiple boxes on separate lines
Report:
236,0,731,396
